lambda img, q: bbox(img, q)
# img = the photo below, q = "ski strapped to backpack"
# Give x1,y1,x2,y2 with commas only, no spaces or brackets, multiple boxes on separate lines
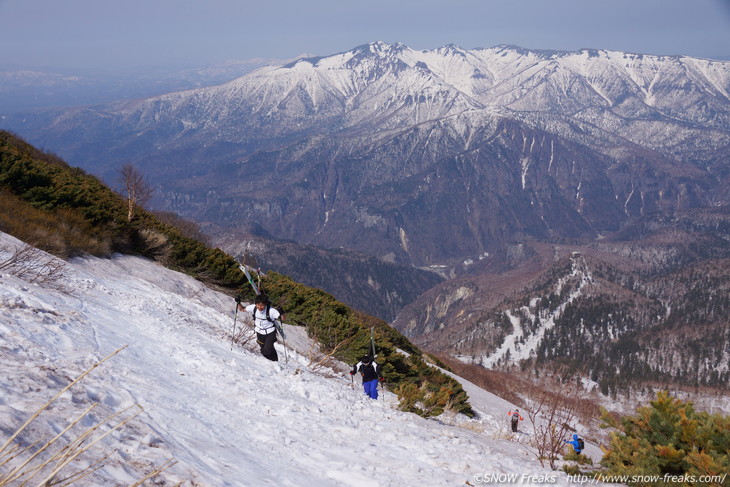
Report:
370,326,376,359
240,264,260,295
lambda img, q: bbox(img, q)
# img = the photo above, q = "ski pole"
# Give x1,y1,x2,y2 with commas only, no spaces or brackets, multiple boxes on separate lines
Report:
231,301,239,350
275,319,289,363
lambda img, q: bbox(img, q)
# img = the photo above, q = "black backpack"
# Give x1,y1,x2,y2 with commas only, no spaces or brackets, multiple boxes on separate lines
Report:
577,438,585,450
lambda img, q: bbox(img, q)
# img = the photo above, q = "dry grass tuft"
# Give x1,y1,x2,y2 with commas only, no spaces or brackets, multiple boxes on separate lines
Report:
0,347,178,486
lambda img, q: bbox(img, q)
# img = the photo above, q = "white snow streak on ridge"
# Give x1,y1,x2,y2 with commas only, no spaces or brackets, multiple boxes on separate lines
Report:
0,232,604,486
479,258,592,368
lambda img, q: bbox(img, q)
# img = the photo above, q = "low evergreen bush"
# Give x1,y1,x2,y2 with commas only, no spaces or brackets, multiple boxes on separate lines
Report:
601,391,730,486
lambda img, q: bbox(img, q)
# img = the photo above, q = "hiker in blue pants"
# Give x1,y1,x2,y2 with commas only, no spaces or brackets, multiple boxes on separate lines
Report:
350,355,383,399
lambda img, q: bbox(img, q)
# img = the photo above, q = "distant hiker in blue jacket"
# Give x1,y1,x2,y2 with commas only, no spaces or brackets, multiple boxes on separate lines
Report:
350,355,383,399
564,434,584,455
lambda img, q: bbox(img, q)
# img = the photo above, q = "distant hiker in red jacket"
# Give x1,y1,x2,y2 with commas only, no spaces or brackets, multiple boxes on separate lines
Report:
508,409,523,432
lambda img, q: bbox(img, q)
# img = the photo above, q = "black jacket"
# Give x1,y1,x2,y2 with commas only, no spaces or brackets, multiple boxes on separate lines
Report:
351,361,382,382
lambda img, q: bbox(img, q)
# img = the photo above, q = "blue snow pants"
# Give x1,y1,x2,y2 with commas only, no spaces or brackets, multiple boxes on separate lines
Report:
363,379,379,399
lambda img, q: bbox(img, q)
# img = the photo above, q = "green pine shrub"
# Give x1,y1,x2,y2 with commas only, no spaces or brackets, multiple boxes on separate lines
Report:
601,391,730,486
0,188,114,257
564,449,593,465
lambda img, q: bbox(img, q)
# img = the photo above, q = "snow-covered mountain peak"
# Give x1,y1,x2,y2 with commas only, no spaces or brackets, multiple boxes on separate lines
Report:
95,41,730,139
433,43,469,56
365,40,401,53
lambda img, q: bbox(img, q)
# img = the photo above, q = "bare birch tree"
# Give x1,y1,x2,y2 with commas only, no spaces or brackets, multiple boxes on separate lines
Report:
119,164,154,222
524,378,592,469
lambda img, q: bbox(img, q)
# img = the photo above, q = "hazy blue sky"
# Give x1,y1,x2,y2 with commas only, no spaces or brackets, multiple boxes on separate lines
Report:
2,0,729,71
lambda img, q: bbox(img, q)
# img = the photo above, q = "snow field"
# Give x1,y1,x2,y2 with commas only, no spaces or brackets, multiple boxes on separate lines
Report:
0,232,613,486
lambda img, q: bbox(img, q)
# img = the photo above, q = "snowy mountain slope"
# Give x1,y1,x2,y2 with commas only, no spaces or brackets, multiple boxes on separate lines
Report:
5,41,728,174
0,232,608,486
464,254,594,369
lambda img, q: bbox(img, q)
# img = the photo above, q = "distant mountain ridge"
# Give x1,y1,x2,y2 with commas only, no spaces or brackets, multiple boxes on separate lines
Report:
392,207,730,392
2,42,728,270
0,57,298,112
